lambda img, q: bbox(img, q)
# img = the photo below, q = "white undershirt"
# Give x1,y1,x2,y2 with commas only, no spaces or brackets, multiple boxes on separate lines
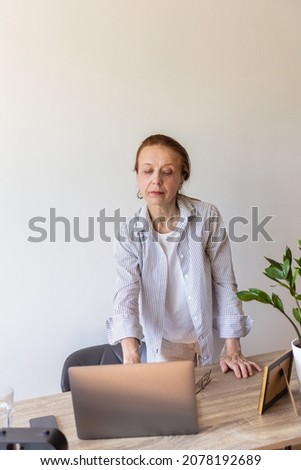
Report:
157,231,197,343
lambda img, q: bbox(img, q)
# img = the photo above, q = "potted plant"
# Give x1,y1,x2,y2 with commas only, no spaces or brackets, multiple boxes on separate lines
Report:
237,239,301,391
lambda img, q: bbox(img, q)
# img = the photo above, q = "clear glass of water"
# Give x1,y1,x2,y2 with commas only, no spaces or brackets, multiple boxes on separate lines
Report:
0,386,14,428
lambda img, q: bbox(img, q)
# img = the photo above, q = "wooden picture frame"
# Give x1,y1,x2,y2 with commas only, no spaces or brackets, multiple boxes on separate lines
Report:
258,349,294,415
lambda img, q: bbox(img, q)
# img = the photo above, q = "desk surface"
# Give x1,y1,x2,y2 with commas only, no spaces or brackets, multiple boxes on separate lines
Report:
13,351,301,450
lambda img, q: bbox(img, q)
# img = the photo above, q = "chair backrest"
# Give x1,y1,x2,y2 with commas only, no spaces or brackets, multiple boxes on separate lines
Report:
61,342,146,392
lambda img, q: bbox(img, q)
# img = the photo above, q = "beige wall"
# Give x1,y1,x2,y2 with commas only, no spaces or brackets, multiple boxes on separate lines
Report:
1,0,301,399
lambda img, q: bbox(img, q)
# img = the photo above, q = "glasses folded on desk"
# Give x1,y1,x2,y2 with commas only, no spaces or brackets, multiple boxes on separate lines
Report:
195,369,212,394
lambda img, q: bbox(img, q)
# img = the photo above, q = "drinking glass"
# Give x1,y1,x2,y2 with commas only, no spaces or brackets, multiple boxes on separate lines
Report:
0,386,14,428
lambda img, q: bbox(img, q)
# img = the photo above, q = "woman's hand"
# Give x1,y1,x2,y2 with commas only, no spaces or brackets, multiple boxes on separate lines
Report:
219,338,262,378
121,337,141,364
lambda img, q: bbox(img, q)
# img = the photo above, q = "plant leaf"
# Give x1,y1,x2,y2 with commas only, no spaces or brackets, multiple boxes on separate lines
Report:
264,266,285,280
264,257,283,270
292,307,301,325
238,288,272,304
292,268,300,291
282,258,291,278
271,293,284,313
285,246,292,264
237,290,258,301
248,288,263,294
256,290,273,304
249,288,273,303
294,257,301,268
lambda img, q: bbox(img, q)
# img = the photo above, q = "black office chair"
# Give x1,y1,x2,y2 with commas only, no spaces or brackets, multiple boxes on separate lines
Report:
61,342,147,392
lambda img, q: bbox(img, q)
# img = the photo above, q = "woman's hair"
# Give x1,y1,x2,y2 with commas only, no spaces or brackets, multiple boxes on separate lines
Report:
134,134,191,181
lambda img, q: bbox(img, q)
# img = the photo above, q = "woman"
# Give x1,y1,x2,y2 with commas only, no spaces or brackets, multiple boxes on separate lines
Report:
106,134,261,378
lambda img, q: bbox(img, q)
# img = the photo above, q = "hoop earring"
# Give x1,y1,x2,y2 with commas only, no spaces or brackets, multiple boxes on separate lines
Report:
177,184,183,196
137,190,143,200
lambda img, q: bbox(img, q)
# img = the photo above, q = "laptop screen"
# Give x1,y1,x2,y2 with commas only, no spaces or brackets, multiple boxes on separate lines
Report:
69,360,199,439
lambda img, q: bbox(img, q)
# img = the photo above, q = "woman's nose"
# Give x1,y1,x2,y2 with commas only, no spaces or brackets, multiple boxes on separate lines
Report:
152,170,162,185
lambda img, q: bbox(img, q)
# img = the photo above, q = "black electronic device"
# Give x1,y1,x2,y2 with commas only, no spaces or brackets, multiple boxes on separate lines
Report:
0,427,68,450
29,415,58,429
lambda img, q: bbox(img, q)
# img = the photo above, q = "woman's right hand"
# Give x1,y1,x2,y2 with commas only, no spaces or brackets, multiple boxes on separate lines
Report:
121,337,141,364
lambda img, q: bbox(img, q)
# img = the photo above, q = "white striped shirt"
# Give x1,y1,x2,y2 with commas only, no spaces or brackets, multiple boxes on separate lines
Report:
106,196,253,365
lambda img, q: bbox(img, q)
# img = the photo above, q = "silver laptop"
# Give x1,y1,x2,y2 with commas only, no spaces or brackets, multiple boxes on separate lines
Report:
68,360,199,439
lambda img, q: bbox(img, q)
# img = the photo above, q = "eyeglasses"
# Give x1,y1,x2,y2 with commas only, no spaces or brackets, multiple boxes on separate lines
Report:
195,369,212,394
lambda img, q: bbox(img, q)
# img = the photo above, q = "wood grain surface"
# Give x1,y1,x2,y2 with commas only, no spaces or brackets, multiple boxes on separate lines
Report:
13,350,301,450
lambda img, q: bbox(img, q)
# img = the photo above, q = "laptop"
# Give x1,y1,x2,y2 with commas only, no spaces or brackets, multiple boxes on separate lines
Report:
68,360,199,439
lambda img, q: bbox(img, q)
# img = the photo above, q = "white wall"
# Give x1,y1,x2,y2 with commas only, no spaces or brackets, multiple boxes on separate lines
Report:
1,0,300,399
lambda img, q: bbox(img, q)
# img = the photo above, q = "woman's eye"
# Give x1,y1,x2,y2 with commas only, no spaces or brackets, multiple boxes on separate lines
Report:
143,170,153,174
163,171,172,176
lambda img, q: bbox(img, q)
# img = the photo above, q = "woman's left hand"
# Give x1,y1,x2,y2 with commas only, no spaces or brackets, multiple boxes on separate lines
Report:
219,338,262,378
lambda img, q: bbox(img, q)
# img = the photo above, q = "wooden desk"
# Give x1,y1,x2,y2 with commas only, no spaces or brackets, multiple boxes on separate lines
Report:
13,351,301,450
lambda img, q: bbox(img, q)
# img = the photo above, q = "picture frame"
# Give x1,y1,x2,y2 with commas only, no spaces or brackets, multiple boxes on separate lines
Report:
258,349,294,415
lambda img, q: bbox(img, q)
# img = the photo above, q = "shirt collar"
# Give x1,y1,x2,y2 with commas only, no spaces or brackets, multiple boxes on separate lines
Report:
133,196,198,233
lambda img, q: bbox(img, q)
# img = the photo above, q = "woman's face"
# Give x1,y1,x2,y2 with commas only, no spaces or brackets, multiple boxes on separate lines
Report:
137,145,184,210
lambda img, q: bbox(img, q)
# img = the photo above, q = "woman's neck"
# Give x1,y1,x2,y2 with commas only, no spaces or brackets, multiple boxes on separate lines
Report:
148,201,180,234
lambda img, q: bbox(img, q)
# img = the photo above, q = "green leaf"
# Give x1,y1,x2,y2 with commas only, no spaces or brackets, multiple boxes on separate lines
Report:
237,290,258,301
271,293,284,313
237,289,272,304
256,290,273,304
285,246,292,264
283,259,292,283
248,288,263,294
264,266,285,280
264,257,283,270
292,307,301,325
294,257,301,268
292,268,300,290
283,258,291,278
296,294,301,301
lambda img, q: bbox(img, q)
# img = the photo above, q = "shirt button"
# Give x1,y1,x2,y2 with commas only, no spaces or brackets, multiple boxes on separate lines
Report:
184,274,188,279
188,295,192,300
